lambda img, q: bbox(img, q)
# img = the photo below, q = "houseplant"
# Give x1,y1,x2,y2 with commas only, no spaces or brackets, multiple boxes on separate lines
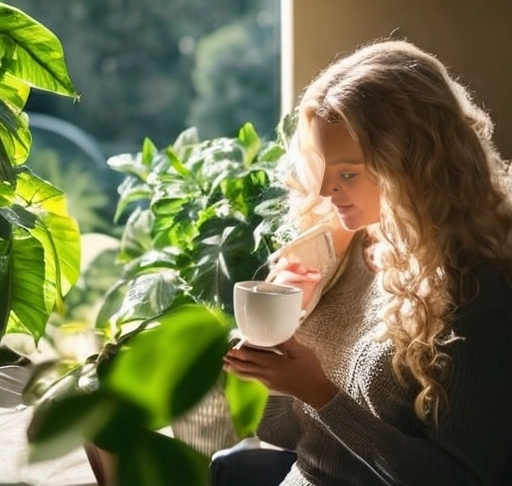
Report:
24,119,294,485
0,3,81,356
0,3,291,485
100,121,290,456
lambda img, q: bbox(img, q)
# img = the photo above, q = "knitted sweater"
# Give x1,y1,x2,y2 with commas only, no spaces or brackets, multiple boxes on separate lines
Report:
257,241,512,485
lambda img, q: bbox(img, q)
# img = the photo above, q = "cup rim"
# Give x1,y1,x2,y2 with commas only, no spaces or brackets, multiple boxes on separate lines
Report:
234,280,302,295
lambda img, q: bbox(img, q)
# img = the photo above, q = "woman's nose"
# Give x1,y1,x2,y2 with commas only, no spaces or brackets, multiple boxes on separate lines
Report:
319,178,340,197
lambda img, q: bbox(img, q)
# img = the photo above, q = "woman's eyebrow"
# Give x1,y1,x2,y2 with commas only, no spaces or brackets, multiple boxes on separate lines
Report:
325,158,364,165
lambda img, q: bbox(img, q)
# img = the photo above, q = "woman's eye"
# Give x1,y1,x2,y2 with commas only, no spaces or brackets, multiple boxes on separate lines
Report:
340,172,357,180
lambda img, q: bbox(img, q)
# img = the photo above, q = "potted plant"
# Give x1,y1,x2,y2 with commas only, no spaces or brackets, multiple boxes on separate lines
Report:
0,4,293,485
0,3,81,358
100,121,290,456
24,120,294,486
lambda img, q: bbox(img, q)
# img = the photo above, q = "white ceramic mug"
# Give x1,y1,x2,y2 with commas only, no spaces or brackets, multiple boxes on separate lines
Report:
233,280,303,348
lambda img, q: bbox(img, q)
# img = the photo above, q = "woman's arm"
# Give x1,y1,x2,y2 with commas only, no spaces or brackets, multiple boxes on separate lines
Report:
226,310,512,485
315,309,512,485
256,394,302,451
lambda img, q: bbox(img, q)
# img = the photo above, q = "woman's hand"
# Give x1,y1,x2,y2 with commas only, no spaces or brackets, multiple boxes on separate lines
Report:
271,258,322,309
224,337,338,409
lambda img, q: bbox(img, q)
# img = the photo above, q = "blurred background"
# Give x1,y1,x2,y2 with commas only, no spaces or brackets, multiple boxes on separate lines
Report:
6,0,282,237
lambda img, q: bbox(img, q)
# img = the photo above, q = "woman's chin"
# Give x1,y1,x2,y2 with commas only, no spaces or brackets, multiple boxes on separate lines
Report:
337,213,379,232
338,215,364,232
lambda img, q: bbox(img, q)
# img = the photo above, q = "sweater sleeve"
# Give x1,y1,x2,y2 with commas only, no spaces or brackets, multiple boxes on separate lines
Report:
315,309,512,485
257,394,301,451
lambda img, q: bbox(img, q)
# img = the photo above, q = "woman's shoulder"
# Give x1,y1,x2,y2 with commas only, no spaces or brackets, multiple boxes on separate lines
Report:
466,260,512,305
454,260,512,335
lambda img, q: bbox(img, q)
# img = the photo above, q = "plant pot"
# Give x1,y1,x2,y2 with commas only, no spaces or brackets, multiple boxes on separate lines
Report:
171,383,238,457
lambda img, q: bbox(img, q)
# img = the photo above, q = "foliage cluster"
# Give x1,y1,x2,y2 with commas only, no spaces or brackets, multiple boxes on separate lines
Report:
25,121,291,486
0,4,291,485
98,121,288,332
0,2,81,343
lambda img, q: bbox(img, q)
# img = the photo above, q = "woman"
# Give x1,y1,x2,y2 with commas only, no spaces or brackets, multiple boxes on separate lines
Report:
224,39,512,485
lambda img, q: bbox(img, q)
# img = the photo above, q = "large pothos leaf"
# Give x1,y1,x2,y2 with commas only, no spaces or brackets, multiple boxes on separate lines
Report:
0,3,77,97
0,98,31,165
10,170,81,295
14,169,70,217
0,73,30,112
105,304,230,428
0,74,32,167
1,204,80,314
30,211,81,297
26,379,209,486
5,235,52,340
0,172,80,340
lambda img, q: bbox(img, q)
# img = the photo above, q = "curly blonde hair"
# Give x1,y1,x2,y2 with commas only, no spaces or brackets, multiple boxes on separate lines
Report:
284,39,512,421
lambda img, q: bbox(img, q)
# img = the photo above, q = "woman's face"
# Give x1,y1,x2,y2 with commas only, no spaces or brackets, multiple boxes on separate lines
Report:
312,116,381,231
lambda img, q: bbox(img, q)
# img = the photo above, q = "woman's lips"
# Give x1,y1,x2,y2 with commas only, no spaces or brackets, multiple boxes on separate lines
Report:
334,204,353,214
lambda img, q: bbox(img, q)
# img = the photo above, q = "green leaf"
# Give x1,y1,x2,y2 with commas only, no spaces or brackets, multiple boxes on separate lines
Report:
0,208,80,338
92,398,149,452
0,205,36,229
4,201,81,305
0,4,77,97
27,391,116,462
276,111,298,148
117,207,154,260
165,146,192,179
4,172,81,302
116,429,209,486
22,359,80,405
141,137,158,167
0,98,31,165
257,141,286,163
238,122,261,166
224,372,268,439
30,211,81,296
107,153,150,181
0,217,12,338
0,179,14,203
172,126,200,161
14,169,74,217
7,235,51,340
189,222,263,310
108,270,184,327
105,304,230,427
0,73,30,112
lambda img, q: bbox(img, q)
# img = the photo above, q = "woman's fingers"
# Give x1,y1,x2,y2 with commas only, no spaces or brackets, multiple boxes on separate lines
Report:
224,346,278,382
273,269,321,285
273,257,321,278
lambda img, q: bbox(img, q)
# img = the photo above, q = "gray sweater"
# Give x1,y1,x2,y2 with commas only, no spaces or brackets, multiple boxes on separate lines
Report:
257,243,512,485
